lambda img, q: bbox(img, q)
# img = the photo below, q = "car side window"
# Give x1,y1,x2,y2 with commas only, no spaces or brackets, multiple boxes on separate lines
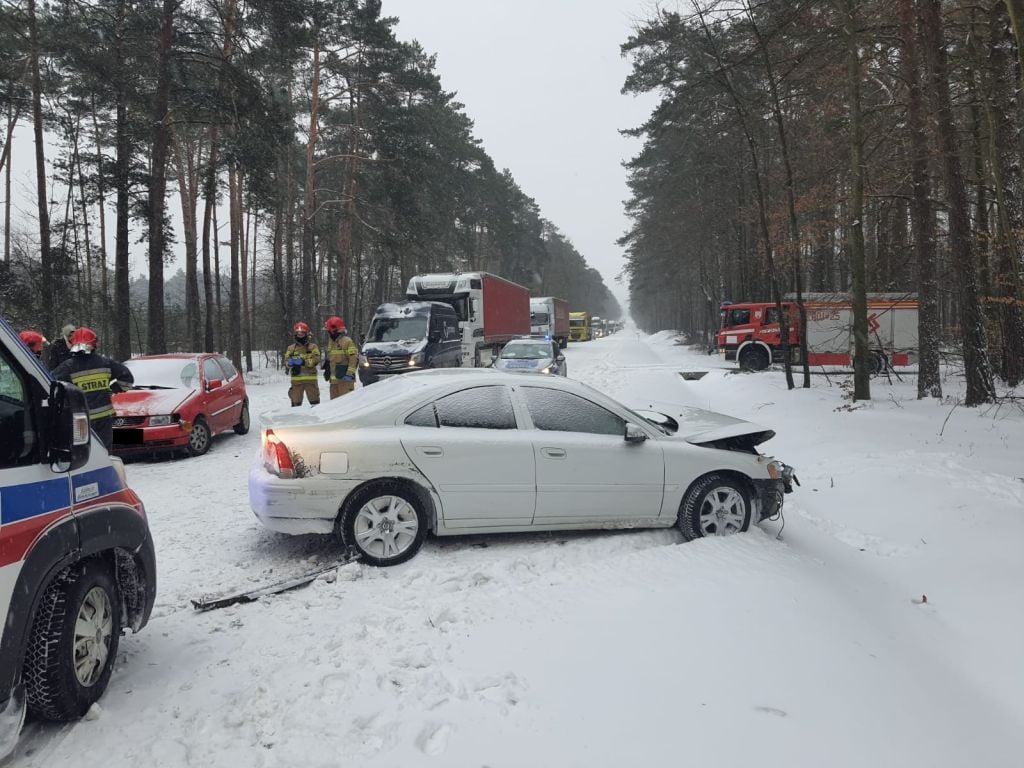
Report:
521,387,625,436
0,349,35,466
405,403,438,428
728,308,751,327
202,358,223,384
434,386,516,429
216,357,238,381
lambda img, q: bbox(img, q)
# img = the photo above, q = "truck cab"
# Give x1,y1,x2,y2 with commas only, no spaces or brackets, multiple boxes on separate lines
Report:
569,311,591,342
0,316,156,759
358,302,462,385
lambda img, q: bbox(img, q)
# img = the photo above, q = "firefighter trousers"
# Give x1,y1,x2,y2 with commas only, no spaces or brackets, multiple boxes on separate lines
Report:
289,379,321,406
92,416,114,451
330,380,355,399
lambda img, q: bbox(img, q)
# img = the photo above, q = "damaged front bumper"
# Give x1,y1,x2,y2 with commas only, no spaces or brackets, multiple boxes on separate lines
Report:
752,463,797,521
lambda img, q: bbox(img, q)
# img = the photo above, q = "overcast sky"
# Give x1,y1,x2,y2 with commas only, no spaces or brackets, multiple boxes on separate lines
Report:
382,0,659,311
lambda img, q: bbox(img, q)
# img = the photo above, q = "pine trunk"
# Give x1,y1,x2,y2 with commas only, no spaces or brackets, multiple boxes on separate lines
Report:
920,0,997,405
28,0,53,332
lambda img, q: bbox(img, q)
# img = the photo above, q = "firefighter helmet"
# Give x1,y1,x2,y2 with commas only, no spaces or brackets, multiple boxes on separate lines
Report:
324,316,346,334
69,327,98,353
19,330,46,355
293,322,310,337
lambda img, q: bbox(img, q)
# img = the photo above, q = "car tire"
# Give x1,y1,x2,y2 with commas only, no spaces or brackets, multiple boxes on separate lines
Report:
677,473,752,541
339,482,427,567
187,417,211,456
24,560,122,721
233,401,250,435
739,345,770,372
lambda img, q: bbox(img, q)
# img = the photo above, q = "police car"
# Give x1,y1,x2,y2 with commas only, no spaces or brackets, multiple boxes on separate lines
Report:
0,316,156,758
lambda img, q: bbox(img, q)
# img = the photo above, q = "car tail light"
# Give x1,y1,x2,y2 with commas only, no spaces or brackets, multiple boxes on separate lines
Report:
262,429,295,479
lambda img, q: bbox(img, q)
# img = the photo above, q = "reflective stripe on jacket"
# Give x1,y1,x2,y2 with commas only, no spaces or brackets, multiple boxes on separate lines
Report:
325,336,358,381
52,352,134,422
285,343,321,382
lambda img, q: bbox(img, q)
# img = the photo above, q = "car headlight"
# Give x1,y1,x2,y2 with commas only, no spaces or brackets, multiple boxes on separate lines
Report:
148,414,176,426
540,366,552,374
359,354,369,368
410,352,424,366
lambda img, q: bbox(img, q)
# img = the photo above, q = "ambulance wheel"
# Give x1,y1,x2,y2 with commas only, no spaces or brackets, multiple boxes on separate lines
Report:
739,345,769,372
24,560,122,721
187,417,211,456
233,400,250,435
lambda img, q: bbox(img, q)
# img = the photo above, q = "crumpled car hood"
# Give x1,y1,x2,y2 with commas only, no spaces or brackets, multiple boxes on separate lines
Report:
113,388,192,417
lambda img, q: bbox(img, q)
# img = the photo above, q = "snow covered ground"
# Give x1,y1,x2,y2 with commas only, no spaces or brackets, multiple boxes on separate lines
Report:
10,328,1024,767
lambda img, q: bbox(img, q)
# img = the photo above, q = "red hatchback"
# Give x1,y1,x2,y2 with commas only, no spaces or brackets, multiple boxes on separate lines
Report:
111,353,249,457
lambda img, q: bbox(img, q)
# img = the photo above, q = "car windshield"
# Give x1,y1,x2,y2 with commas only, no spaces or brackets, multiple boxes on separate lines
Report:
531,312,549,324
501,342,552,359
570,318,585,327
366,316,427,344
125,358,199,390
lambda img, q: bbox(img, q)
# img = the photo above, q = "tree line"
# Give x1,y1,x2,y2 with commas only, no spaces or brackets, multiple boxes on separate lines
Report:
620,0,1024,404
0,0,619,370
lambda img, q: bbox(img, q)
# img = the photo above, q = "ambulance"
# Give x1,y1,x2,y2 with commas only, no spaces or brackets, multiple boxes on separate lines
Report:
0,316,156,758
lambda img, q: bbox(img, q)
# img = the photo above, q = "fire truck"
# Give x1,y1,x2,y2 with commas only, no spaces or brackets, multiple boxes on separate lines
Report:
717,293,919,373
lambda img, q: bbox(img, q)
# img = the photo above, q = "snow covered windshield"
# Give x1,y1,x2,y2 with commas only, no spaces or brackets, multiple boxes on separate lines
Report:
125,359,199,390
501,342,553,359
366,316,427,344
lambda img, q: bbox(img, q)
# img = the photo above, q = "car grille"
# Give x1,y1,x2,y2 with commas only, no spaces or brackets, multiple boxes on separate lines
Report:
369,355,409,370
113,416,146,427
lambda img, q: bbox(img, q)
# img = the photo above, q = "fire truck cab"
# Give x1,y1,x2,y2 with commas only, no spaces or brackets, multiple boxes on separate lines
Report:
718,294,919,372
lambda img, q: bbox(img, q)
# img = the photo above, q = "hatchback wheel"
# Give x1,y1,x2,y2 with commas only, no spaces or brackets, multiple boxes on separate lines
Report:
678,473,752,541
24,561,122,720
233,401,250,435
187,417,211,456
340,484,427,566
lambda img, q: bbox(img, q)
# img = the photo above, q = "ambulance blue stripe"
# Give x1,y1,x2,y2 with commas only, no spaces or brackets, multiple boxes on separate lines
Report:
71,466,122,499
0,477,72,525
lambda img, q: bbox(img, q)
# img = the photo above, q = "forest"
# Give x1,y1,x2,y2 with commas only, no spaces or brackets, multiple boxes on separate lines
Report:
621,0,1024,404
0,0,620,369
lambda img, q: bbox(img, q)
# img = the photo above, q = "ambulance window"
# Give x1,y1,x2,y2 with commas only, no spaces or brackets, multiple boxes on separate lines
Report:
0,349,35,467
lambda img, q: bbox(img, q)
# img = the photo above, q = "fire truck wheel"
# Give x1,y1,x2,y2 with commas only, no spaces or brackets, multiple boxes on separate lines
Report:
24,560,122,721
869,351,887,376
677,474,752,541
739,345,769,372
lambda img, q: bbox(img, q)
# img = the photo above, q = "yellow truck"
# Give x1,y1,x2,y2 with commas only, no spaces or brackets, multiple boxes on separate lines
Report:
569,311,591,342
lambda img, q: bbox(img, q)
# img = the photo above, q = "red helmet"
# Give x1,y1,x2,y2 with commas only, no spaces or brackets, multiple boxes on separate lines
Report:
69,327,98,353
19,330,46,355
324,316,346,333
293,322,310,337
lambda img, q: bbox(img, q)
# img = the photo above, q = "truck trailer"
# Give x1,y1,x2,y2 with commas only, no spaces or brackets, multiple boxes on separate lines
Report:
530,296,570,349
406,272,531,367
717,293,919,373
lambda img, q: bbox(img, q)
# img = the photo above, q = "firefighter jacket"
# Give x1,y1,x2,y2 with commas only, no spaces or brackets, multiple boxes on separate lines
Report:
324,335,358,381
48,337,71,371
52,351,134,422
284,342,321,382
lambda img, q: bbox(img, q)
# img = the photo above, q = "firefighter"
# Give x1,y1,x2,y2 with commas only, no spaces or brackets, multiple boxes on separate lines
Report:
285,321,321,406
48,323,76,371
51,327,134,450
18,330,47,360
322,316,358,399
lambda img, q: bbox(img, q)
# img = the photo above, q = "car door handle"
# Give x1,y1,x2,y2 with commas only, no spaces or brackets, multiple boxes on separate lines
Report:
417,446,444,457
540,447,566,459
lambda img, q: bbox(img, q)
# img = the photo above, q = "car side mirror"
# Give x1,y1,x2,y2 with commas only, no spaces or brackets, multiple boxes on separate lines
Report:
428,331,441,344
359,333,366,346
48,380,91,471
624,422,647,444
207,378,223,391
556,354,565,362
